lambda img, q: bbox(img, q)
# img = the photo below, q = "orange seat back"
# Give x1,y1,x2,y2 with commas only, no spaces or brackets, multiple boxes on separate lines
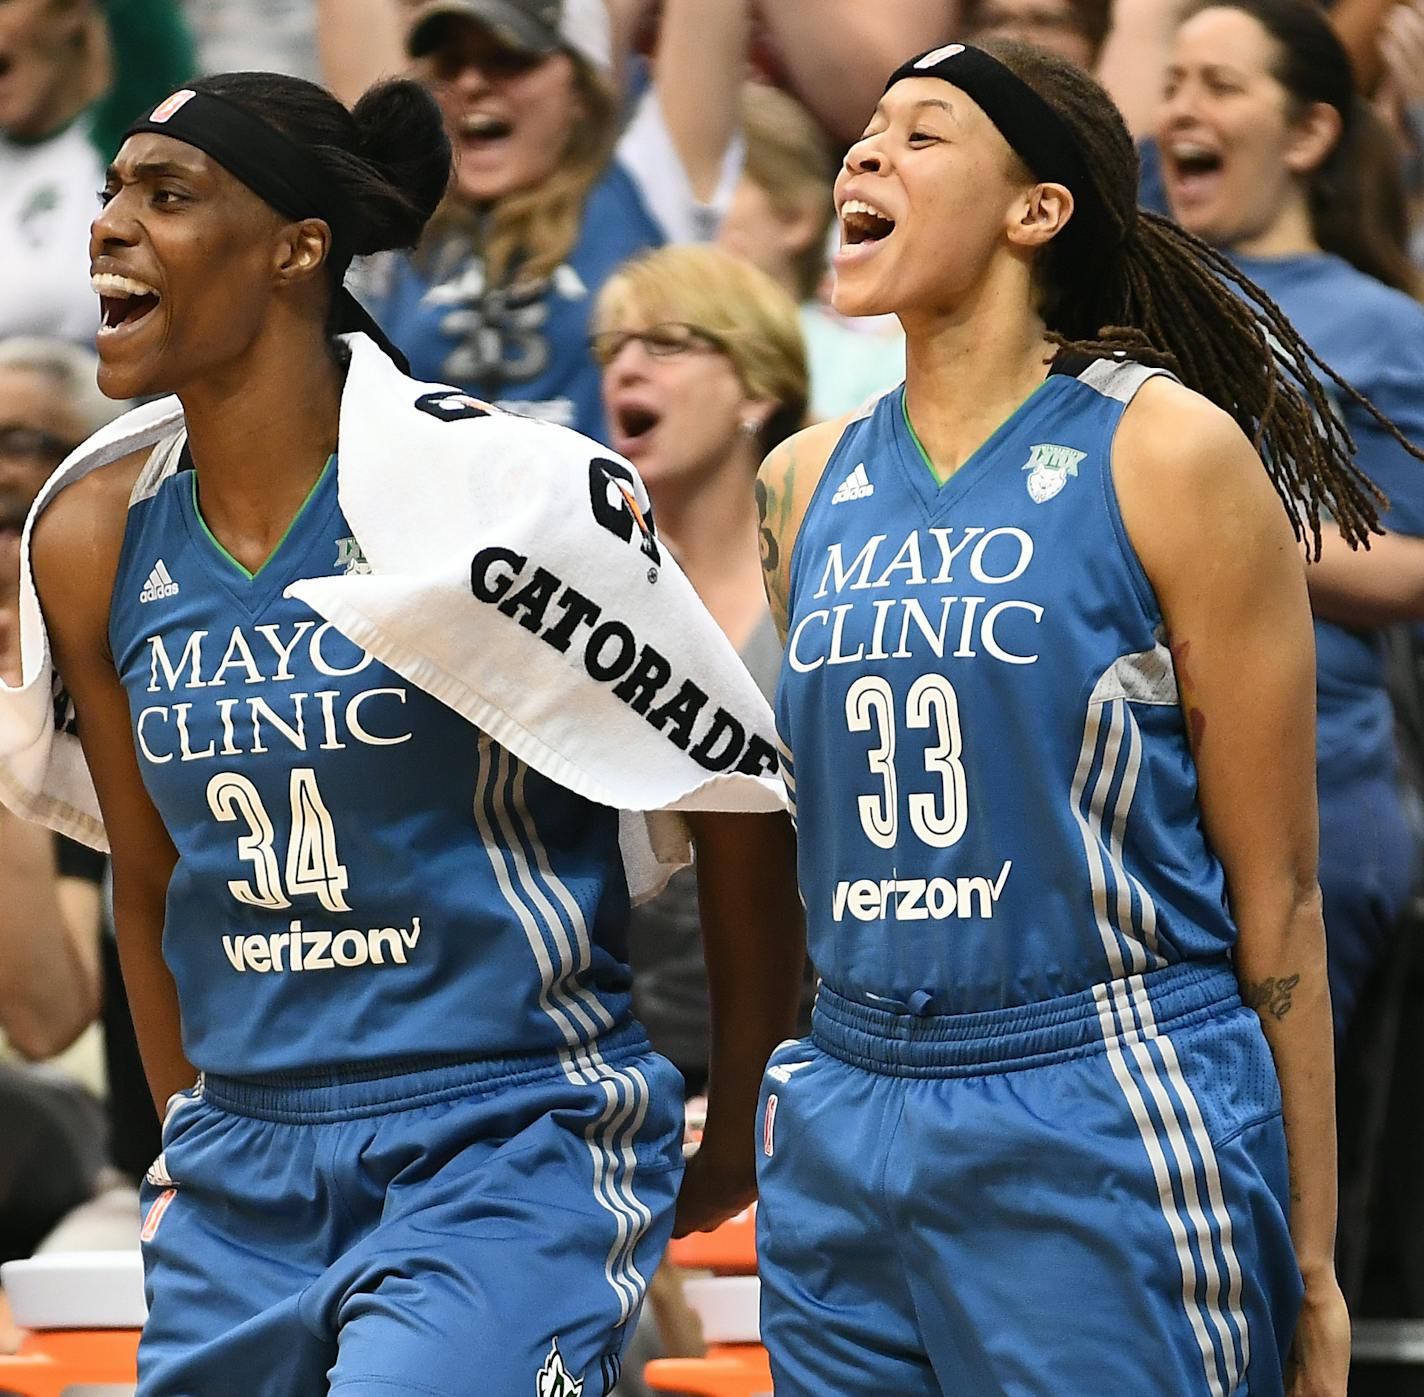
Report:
0,1328,140,1396
644,1344,773,1396
665,1204,757,1273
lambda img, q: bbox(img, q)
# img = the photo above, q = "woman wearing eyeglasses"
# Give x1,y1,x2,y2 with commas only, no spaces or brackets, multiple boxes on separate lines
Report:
592,244,810,1095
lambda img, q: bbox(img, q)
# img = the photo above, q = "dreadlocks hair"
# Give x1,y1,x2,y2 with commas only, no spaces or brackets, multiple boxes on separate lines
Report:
976,37,1423,556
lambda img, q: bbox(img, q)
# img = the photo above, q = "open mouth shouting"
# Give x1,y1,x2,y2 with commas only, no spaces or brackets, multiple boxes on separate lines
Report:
460,110,514,146
1163,139,1225,211
609,399,662,459
836,196,897,270
92,271,162,342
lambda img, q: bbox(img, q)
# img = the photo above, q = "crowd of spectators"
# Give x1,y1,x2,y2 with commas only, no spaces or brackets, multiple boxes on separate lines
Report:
1,0,1424,1388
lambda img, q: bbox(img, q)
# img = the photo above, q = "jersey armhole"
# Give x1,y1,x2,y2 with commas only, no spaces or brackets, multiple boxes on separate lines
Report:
784,403,888,608
1100,376,1170,631
105,434,186,661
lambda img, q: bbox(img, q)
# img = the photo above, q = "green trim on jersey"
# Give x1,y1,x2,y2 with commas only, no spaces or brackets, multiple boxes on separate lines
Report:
901,379,1055,487
191,454,335,581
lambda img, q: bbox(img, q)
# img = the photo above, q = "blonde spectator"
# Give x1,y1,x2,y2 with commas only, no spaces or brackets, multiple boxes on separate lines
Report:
593,242,812,1096
592,239,813,1397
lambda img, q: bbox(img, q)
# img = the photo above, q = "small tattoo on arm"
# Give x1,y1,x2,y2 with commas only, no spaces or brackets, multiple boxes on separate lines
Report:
755,477,780,575
1242,974,1300,1020
757,449,797,637
1170,637,1207,758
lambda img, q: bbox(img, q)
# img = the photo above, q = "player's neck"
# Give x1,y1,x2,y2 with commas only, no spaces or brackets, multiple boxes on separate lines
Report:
178,322,343,548
900,287,1055,483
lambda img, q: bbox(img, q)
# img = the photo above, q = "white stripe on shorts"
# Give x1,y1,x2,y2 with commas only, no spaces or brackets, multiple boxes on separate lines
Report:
471,737,655,1325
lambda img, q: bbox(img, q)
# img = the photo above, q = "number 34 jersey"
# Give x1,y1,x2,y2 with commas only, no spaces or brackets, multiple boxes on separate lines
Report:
777,359,1238,1017
108,446,632,1078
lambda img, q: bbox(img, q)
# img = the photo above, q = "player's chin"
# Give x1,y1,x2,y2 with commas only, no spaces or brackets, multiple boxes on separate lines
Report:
96,354,165,403
829,275,896,319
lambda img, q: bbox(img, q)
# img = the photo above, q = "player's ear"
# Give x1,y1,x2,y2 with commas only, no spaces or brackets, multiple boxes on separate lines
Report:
1008,182,1074,251
273,218,332,288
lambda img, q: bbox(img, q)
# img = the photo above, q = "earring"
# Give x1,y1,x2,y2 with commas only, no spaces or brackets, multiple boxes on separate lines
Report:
738,418,759,438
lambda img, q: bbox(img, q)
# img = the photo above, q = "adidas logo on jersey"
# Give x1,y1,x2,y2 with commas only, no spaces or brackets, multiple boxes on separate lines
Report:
831,462,874,504
139,560,180,603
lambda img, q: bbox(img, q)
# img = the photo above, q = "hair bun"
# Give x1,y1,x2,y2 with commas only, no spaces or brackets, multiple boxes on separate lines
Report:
348,79,451,255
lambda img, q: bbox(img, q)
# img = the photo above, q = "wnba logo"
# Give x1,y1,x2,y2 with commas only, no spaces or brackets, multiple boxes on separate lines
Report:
149,90,196,123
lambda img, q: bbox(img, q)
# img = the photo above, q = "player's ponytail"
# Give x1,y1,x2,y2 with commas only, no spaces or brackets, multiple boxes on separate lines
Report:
974,38,1424,554
346,79,451,256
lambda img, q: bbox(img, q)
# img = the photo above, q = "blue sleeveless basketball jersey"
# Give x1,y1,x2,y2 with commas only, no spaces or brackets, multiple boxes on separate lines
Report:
777,360,1237,1016
108,447,633,1077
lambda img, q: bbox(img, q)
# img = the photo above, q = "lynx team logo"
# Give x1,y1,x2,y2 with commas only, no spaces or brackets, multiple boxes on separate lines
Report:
1023,442,1086,503
536,1339,583,1397
335,537,370,574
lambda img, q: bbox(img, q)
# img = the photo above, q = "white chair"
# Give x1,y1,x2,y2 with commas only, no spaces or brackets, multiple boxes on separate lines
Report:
0,1251,144,1397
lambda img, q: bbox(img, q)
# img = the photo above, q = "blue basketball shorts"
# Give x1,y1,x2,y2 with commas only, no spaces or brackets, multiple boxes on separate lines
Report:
136,1022,684,1397
755,961,1302,1396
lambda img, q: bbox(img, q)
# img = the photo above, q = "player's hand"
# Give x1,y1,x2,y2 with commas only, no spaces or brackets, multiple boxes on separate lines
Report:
671,1137,756,1237
1285,1269,1350,1396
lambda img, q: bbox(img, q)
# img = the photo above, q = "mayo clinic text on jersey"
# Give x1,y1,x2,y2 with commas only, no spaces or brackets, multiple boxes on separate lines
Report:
135,620,412,764
790,526,1043,672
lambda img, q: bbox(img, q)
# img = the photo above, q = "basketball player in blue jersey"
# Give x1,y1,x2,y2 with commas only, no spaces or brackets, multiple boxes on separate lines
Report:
25,72,803,1397
751,40,1417,1397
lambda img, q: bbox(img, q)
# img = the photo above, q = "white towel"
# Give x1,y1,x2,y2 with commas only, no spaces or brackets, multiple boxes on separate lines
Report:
0,334,786,901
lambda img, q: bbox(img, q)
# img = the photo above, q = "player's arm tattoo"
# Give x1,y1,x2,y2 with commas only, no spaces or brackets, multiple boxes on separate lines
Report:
756,445,796,639
1169,637,1207,759
1240,974,1300,1020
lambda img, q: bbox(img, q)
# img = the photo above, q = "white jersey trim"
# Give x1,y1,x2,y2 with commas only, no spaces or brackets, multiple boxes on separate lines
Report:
1076,358,1173,405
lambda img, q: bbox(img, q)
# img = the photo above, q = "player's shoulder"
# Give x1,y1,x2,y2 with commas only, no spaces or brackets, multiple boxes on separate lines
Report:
31,445,154,611
1113,375,1296,581
759,415,855,517
1116,375,1261,493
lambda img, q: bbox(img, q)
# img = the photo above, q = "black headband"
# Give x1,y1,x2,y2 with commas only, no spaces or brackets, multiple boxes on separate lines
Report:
122,86,410,371
883,43,1122,252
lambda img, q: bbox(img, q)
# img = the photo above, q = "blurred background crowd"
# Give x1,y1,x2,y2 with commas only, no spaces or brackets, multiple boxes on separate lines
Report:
1,0,1423,1391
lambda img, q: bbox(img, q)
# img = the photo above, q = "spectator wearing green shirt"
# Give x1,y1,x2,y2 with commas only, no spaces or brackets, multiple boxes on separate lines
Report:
0,0,195,342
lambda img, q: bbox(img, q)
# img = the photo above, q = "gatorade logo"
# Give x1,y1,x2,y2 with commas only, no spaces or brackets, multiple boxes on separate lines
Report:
141,1187,177,1242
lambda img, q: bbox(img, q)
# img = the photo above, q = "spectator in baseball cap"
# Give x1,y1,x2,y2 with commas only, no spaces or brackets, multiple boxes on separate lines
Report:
349,0,750,445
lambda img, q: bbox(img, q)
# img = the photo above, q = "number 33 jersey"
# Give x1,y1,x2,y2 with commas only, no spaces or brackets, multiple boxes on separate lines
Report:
777,359,1238,1016
109,446,632,1077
